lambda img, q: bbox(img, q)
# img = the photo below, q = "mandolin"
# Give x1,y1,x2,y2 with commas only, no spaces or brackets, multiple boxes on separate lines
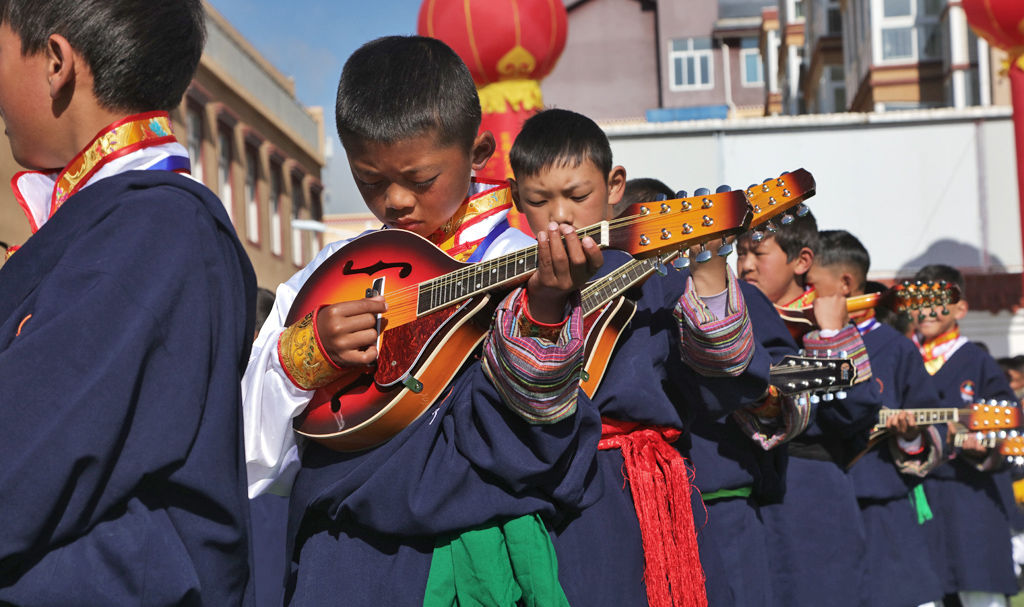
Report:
874,400,1021,433
290,189,753,451
579,170,817,397
779,280,962,340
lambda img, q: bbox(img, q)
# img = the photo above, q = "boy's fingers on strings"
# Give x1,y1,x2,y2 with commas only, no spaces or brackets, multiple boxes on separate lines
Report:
581,236,603,278
535,226,555,279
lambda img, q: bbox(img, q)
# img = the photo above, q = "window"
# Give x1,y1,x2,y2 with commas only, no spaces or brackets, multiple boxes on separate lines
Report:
244,146,259,245
217,128,233,222
269,164,283,256
826,65,847,112
741,38,763,87
792,0,805,19
669,38,713,91
309,190,322,262
884,0,911,17
827,6,843,35
882,27,914,59
879,0,940,63
291,175,305,266
186,106,204,184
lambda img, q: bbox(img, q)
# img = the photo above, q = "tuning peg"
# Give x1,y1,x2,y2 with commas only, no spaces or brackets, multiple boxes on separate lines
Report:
675,190,688,199
762,177,772,184
717,237,733,257
780,214,795,225
1000,430,1009,439
694,187,711,196
673,251,690,270
746,184,757,197
751,230,765,242
836,390,848,400
655,193,668,202
1016,456,1024,466
1012,430,1020,438
695,243,713,264
796,203,810,217
798,349,807,356
989,431,998,440
715,184,731,193
655,257,669,277
766,221,779,234
823,392,835,402
810,394,821,404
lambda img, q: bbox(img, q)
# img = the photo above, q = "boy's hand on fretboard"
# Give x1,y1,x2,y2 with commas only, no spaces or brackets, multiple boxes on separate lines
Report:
527,222,603,325
884,410,922,442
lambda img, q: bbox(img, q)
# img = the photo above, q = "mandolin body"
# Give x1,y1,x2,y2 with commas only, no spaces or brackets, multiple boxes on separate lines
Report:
287,230,503,452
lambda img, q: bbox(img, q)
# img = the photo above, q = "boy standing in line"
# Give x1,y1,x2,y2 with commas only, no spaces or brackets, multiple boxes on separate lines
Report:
0,1,257,604
808,230,946,607
244,38,604,606
509,108,773,607
913,264,1019,607
736,213,881,607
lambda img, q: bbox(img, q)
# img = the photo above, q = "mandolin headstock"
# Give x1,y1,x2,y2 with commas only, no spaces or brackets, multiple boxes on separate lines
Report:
770,353,858,399
875,279,963,321
744,169,817,241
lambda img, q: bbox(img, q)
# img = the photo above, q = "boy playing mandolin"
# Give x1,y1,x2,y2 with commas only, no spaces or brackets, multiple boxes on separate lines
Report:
736,213,881,607
243,37,604,605
912,264,1020,606
806,230,946,607
508,108,773,607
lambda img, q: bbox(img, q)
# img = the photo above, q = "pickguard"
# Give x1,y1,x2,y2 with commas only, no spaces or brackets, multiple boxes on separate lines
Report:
375,305,463,386
342,259,413,279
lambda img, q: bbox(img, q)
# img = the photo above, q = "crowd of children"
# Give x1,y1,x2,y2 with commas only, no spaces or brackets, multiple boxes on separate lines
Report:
0,2,1022,605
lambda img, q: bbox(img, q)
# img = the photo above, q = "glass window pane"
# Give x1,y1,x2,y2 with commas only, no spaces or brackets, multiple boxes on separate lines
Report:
745,53,759,83
699,55,710,85
884,0,911,17
793,0,805,18
692,37,712,50
921,0,941,16
687,56,696,85
741,37,758,49
919,23,940,58
834,87,847,112
672,39,689,52
674,57,684,86
882,27,914,59
828,8,842,35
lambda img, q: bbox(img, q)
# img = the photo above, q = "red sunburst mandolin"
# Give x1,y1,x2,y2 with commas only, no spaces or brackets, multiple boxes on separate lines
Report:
288,189,753,451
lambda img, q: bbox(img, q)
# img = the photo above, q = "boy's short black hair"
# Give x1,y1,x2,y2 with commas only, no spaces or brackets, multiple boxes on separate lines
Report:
816,230,870,290
509,108,613,181
336,36,481,151
739,208,819,263
914,264,966,300
619,178,674,217
0,0,205,113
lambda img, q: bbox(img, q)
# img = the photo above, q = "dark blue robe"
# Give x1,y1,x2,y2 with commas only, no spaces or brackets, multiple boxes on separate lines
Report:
285,353,603,606
680,280,797,607
760,320,882,607
0,171,257,606
922,341,1018,596
549,253,772,607
849,323,945,607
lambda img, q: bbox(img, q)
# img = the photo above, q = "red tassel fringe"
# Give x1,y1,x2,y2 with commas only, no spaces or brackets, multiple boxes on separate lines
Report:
599,417,707,607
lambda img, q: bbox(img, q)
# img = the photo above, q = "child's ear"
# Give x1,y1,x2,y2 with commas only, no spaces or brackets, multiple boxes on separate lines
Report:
953,299,969,321
606,165,627,210
840,272,855,297
45,34,76,102
508,178,523,213
794,247,814,278
470,132,496,172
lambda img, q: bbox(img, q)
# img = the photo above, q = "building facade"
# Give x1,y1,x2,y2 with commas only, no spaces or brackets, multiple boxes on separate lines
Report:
0,2,325,290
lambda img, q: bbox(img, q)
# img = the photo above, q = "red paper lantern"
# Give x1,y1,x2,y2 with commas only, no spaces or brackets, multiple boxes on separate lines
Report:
419,0,569,235
963,0,1024,296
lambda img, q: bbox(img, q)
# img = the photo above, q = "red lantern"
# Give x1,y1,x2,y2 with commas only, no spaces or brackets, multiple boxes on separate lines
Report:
963,1,1024,293
419,0,569,235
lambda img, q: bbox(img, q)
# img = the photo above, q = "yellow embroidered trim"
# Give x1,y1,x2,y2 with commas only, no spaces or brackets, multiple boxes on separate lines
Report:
429,184,511,256
278,310,344,390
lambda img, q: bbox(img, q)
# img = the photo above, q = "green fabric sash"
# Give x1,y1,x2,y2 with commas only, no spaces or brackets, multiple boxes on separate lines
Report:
701,486,753,503
424,513,570,607
908,484,934,525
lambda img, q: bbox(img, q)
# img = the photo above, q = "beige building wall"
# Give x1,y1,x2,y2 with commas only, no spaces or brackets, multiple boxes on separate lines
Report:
0,2,325,292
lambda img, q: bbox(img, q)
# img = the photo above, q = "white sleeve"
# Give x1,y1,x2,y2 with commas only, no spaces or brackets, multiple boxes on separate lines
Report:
242,236,357,498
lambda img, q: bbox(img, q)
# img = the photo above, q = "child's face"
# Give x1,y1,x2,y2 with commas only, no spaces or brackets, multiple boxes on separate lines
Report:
510,160,625,233
736,236,812,305
0,24,62,170
344,131,493,238
917,298,967,342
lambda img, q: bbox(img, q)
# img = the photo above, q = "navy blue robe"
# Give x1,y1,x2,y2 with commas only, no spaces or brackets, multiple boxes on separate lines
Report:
549,253,772,607
680,280,797,607
0,171,257,606
849,323,945,607
759,319,882,607
286,354,603,605
922,341,1018,596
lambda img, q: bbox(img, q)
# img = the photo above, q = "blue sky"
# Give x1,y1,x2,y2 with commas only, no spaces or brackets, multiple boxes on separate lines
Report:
207,0,426,213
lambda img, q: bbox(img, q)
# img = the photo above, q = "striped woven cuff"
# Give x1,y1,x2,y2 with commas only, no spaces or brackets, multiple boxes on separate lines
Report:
890,425,944,478
803,325,872,384
674,267,755,377
732,393,811,451
482,288,584,425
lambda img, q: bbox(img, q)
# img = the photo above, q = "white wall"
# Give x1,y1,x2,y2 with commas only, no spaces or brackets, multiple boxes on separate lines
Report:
604,107,1021,278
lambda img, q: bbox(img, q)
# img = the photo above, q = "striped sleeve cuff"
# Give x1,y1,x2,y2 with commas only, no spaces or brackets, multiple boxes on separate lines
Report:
675,267,755,377
482,287,584,425
732,392,812,451
890,425,945,477
802,325,872,384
